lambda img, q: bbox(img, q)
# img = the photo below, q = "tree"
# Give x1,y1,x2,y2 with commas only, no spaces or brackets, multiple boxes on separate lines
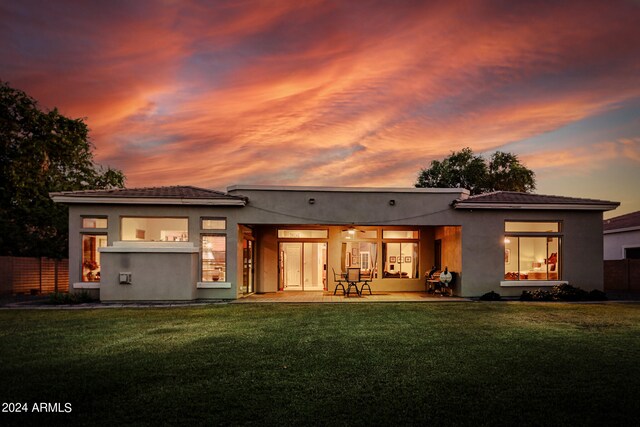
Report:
487,151,536,193
415,147,535,195
0,81,125,258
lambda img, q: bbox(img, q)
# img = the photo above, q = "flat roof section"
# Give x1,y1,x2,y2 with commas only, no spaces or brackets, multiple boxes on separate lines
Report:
226,184,470,196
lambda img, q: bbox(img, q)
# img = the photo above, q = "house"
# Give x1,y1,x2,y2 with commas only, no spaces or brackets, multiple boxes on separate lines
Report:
50,185,619,301
603,210,640,260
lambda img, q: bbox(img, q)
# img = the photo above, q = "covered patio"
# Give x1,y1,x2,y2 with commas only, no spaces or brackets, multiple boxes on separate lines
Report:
231,291,468,303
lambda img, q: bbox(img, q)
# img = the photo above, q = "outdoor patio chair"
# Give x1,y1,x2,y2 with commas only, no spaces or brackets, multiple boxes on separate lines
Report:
346,267,361,296
359,265,374,295
332,267,346,295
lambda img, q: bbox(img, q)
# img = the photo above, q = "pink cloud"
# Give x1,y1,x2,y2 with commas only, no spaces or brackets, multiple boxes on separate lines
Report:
0,0,639,192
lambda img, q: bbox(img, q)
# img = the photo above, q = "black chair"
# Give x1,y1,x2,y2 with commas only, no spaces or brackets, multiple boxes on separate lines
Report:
332,267,346,295
360,266,374,295
346,267,361,296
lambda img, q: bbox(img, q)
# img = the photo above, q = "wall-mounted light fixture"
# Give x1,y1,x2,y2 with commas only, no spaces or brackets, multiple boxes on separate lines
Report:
308,198,315,204
389,199,396,206
503,237,511,244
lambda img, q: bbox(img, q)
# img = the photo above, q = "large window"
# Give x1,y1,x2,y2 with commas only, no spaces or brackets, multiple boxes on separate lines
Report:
504,221,561,281
202,235,226,282
121,217,188,242
382,229,419,279
383,242,419,278
82,234,107,282
342,242,378,278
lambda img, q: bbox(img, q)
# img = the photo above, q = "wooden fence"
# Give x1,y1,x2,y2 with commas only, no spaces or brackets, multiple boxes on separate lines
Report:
0,256,69,295
604,259,640,293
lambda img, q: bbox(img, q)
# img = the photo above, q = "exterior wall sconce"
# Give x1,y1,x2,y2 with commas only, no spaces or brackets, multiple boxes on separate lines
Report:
389,199,396,206
308,198,315,204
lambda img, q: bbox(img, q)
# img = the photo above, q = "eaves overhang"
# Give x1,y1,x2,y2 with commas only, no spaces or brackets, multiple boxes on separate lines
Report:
453,202,619,211
603,226,640,235
50,195,246,206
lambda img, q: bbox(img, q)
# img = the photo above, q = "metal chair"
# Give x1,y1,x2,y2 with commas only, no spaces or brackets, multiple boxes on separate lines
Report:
332,267,346,295
346,267,361,296
360,265,374,295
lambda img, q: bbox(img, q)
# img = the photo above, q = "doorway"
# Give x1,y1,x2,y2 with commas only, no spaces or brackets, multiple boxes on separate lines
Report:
242,237,254,294
434,239,442,270
279,242,327,291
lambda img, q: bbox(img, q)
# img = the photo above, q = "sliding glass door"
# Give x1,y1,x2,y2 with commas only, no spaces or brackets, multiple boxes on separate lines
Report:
279,242,327,291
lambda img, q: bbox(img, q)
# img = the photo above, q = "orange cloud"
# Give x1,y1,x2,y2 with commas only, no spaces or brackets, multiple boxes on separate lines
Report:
1,0,639,194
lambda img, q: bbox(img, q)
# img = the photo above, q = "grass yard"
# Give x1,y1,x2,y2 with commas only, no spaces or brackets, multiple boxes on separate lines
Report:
1,303,639,426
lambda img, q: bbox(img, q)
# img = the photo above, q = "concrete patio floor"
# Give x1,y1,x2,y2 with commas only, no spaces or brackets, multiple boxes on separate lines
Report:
232,291,469,303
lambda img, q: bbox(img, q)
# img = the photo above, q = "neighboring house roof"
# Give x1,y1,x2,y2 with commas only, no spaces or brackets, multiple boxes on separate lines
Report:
50,186,247,206
603,210,640,233
453,191,619,211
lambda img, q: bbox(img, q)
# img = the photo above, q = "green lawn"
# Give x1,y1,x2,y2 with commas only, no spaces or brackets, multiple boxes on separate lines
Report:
1,303,639,426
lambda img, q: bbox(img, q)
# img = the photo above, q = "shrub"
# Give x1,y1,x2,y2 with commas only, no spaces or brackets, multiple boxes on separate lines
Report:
47,291,96,305
520,290,533,301
531,289,554,301
587,289,608,301
519,289,553,301
550,283,587,301
520,285,607,302
479,291,502,301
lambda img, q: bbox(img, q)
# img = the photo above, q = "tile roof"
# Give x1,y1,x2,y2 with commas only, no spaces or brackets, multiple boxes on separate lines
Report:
453,191,619,210
603,210,640,231
51,186,245,201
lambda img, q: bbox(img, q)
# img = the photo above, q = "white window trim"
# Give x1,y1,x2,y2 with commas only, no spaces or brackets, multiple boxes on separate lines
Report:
73,282,100,289
197,282,231,289
622,245,640,259
500,280,568,287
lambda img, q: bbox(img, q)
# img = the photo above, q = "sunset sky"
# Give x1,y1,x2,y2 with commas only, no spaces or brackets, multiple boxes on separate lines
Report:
2,0,639,217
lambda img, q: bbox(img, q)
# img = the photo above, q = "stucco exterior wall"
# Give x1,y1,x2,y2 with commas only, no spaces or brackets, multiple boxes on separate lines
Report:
604,229,640,260
64,187,611,300
100,250,198,301
453,209,605,297
67,204,242,300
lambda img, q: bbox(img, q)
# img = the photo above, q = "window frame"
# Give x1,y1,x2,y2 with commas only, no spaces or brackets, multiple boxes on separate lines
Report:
81,216,108,229
381,229,420,279
80,232,108,282
504,220,562,233
120,216,189,242
200,234,227,283
201,217,226,230
341,241,379,278
382,230,420,239
504,220,563,281
277,229,329,239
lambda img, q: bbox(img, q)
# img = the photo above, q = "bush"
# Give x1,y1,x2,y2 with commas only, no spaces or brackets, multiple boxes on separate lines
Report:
479,291,502,301
587,289,608,301
532,289,554,301
520,284,607,302
47,291,96,305
550,283,587,301
520,290,534,301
